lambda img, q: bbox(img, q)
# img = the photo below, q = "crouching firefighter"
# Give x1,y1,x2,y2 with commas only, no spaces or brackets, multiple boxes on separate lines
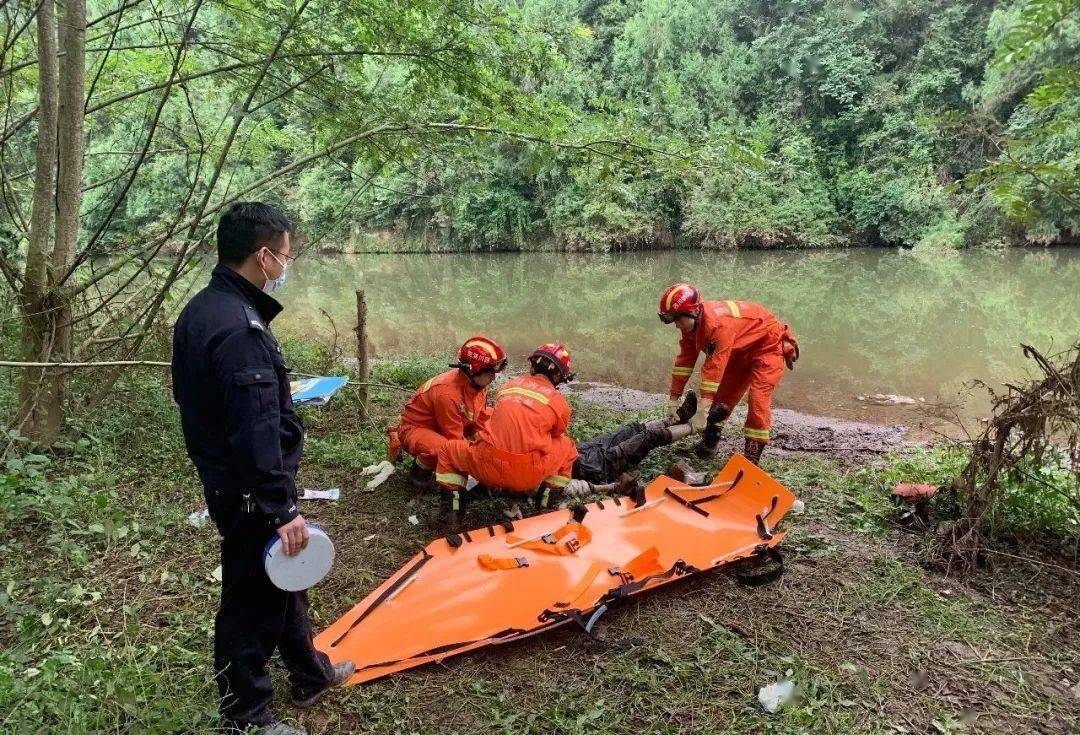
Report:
388,336,506,491
658,282,799,465
435,344,700,528
435,343,578,526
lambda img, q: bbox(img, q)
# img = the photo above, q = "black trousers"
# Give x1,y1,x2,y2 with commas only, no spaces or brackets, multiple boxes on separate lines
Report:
215,513,332,728
572,422,670,484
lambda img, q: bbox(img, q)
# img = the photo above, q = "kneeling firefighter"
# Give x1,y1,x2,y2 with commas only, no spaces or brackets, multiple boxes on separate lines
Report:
388,336,506,490
658,282,799,465
435,343,699,527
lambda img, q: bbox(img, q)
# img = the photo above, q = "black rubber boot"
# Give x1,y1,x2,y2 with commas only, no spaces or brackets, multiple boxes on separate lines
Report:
744,437,766,465
693,401,729,459
436,491,463,531
407,463,436,493
694,422,722,459
673,390,698,425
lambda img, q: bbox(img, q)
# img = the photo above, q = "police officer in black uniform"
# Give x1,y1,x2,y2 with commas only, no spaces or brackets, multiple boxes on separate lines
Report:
172,202,354,735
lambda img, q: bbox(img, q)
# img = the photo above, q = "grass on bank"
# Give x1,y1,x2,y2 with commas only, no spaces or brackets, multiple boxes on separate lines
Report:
0,341,1077,734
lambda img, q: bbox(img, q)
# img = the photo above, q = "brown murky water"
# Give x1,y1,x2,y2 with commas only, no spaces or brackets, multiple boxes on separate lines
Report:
273,248,1080,432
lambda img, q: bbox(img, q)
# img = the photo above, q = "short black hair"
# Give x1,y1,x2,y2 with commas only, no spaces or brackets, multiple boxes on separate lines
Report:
217,202,292,264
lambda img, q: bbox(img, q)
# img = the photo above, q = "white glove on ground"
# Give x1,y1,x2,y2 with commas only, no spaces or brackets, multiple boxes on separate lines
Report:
360,460,395,491
563,479,592,498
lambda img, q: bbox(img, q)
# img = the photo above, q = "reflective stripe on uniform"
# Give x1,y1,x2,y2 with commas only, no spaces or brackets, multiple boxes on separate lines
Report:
544,474,571,488
671,366,694,377
701,380,719,392
725,300,741,318
419,378,435,392
436,472,466,488
539,488,551,508
416,456,433,470
498,386,550,404
744,427,770,441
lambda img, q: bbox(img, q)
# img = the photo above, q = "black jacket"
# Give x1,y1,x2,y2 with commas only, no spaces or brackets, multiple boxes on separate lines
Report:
172,265,302,530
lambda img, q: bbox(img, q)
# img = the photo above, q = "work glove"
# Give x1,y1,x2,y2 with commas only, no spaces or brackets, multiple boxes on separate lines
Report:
665,396,681,420
563,479,592,498
691,399,712,432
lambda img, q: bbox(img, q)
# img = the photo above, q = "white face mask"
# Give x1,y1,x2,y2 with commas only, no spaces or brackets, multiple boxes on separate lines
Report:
260,249,288,294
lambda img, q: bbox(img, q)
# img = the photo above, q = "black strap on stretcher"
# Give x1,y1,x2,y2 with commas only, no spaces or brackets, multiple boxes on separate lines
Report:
755,495,779,540
734,546,785,587
329,549,433,647
663,470,744,518
353,625,530,674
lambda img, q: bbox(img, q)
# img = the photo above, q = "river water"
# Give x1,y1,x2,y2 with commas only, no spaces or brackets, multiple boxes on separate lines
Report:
273,248,1080,431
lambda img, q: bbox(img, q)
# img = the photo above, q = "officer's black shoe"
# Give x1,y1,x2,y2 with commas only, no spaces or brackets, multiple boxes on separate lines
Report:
407,463,436,493
674,391,698,425
292,661,357,709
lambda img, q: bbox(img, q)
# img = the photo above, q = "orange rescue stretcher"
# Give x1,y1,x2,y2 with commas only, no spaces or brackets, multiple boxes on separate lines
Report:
315,454,796,685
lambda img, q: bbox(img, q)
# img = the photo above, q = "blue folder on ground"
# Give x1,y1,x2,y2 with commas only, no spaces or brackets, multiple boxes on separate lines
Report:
290,376,349,406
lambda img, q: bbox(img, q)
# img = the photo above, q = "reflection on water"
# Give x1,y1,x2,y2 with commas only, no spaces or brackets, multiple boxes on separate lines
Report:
271,248,1080,428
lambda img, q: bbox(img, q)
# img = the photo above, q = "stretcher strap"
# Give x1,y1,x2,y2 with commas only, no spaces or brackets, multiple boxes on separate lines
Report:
756,495,780,539
608,547,663,583
354,626,530,674
507,522,592,556
478,553,529,571
553,562,606,609
329,550,433,648
538,559,700,631
664,470,745,518
600,559,699,604
664,487,709,516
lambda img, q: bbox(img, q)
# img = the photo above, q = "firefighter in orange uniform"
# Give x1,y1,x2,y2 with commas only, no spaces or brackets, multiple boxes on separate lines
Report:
435,343,579,526
389,336,506,491
658,282,799,465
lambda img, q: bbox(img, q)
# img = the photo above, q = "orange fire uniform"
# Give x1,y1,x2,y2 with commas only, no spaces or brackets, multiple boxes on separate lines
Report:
436,375,578,504
669,299,796,444
397,370,491,470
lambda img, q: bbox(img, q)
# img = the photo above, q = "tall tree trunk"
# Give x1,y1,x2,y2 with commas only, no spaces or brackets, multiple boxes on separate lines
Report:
16,0,59,440
45,0,87,439
15,0,86,443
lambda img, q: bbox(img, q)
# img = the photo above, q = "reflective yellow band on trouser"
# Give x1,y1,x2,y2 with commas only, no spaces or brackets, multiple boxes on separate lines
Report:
701,380,719,392
498,387,550,404
725,300,741,318
743,427,770,441
544,475,571,488
671,366,693,377
539,488,550,508
436,472,466,489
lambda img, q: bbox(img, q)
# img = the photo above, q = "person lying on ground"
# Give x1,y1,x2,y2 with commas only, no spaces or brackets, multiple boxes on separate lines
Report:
433,342,698,528
388,336,506,490
658,282,799,466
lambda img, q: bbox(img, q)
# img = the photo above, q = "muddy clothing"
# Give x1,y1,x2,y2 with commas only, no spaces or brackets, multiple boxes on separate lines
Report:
572,423,672,484
669,299,797,444
396,369,490,470
172,265,330,729
436,375,578,497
